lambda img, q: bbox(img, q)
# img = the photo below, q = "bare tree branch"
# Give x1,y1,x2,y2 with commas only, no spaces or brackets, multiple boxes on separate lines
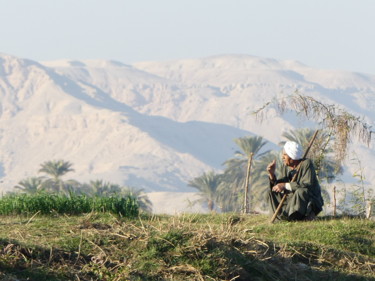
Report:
253,91,374,163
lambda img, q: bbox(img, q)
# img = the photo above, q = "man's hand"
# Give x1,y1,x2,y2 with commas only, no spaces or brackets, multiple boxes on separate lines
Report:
267,159,276,180
272,183,286,193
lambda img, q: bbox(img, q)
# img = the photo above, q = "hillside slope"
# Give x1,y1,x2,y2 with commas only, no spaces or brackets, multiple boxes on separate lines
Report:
1,53,375,200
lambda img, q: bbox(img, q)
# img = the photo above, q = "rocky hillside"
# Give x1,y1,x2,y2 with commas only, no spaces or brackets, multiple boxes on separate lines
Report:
1,53,375,197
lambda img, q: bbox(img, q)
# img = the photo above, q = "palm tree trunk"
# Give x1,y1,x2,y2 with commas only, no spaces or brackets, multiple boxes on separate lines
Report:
243,153,254,214
333,186,337,217
207,200,214,212
208,199,214,212
366,200,372,219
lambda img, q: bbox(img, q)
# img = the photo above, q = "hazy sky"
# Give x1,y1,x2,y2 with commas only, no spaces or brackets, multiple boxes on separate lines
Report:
1,0,375,74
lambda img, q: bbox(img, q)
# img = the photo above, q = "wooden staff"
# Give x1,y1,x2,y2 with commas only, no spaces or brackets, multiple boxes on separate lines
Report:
270,130,319,223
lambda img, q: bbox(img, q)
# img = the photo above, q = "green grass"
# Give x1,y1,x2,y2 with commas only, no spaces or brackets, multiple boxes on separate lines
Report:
250,216,375,256
0,192,139,217
0,213,373,281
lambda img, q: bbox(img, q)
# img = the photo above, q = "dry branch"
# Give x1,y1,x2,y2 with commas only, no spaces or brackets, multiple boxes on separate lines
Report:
254,91,374,163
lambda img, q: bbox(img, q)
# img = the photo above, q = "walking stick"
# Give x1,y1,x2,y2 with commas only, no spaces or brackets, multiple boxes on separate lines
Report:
270,130,319,223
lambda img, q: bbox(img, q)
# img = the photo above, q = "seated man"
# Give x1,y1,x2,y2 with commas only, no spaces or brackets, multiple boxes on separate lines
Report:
267,141,324,221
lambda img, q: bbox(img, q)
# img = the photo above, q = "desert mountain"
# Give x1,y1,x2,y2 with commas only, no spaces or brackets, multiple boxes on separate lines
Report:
1,53,375,203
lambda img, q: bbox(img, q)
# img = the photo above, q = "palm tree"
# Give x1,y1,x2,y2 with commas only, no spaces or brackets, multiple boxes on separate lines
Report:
14,177,43,194
88,180,122,196
38,160,76,193
217,155,248,212
87,180,153,212
226,136,269,213
188,170,222,212
249,151,284,211
122,187,153,213
216,175,241,213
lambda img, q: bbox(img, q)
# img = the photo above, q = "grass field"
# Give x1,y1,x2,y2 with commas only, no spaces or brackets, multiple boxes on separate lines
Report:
0,212,374,281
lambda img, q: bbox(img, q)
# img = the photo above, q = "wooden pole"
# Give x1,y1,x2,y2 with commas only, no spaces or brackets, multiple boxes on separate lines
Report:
270,130,319,223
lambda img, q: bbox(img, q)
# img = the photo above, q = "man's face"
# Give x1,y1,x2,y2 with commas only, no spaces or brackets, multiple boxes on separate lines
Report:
282,150,293,167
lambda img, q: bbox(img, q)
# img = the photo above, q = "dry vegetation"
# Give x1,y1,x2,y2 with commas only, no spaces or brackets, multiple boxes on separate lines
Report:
254,91,374,163
0,213,374,281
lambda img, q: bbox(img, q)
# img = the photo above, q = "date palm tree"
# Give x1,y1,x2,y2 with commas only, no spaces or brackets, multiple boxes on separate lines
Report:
88,179,122,196
188,170,222,212
122,187,153,213
215,169,242,213
249,151,284,211
225,136,269,213
38,160,77,193
14,177,43,194
87,180,152,213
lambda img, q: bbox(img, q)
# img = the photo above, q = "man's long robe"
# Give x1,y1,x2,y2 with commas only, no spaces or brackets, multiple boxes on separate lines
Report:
268,158,324,220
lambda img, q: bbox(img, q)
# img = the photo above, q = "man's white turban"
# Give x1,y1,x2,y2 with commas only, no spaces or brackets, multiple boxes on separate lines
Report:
284,141,303,160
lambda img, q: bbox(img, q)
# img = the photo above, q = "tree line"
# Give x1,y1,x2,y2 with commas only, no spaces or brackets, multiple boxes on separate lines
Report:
6,131,374,217
188,128,373,216
10,159,152,213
